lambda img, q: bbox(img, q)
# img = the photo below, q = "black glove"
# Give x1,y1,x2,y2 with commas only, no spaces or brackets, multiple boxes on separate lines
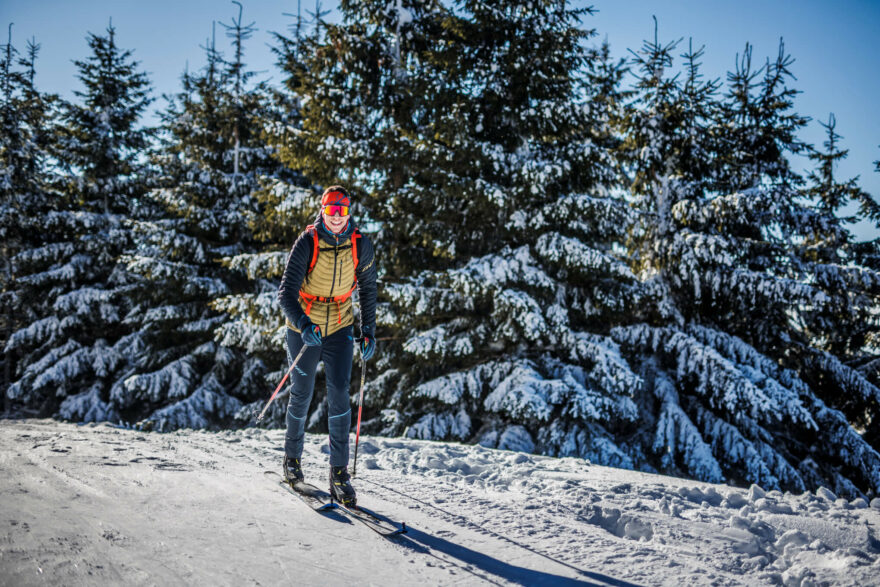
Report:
360,326,376,361
298,315,322,346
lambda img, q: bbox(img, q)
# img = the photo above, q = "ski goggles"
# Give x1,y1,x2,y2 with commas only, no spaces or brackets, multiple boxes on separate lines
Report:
322,204,350,216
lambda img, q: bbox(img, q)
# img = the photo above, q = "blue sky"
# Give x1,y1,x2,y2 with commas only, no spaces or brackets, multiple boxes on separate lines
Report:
2,0,878,240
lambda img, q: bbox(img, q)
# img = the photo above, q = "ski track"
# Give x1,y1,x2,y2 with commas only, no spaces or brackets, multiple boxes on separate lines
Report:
2,419,880,586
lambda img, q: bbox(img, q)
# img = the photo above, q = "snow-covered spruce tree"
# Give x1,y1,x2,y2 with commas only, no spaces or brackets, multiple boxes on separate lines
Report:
209,12,317,429
5,23,154,422
715,43,880,486
803,114,880,450
851,155,880,277
859,154,880,407
276,0,648,461
806,114,880,227
122,9,301,431
613,32,880,497
0,30,61,412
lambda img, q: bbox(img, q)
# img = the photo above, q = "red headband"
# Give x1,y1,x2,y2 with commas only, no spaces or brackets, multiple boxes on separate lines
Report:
321,190,350,207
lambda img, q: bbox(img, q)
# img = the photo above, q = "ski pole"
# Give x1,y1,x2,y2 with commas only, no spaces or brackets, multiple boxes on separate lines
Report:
256,345,308,423
352,337,367,477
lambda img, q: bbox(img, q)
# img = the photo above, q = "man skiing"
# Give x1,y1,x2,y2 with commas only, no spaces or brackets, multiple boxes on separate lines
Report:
277,185,377,507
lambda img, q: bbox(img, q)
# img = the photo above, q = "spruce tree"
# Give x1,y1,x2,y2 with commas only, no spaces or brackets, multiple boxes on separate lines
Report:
5,23,153,421
855,156,880,420
121,7,300,431
1,28,60,413
802,115,880,450
211,8,316,428
613,31,880,497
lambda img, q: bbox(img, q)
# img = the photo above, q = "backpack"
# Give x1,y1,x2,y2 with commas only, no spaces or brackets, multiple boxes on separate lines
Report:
299,224,363,323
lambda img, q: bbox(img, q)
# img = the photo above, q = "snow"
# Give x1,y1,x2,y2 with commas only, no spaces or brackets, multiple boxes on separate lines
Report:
3,419,879,586
483,362,557,422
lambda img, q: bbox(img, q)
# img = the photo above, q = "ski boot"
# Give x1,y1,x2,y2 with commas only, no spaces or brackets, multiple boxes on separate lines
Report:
329,466,357,507
283,455,304,485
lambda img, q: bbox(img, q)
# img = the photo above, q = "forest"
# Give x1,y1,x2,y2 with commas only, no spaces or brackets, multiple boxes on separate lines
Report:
2,0,880,499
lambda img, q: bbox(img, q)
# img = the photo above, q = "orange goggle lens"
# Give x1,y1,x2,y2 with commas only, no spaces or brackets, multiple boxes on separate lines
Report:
323,205,350,216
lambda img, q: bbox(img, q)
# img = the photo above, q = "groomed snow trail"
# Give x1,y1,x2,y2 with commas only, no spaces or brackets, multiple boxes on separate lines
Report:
1,419,879,586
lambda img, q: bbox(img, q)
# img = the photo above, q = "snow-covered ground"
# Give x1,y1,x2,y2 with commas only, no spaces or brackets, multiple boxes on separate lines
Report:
1,419,879,586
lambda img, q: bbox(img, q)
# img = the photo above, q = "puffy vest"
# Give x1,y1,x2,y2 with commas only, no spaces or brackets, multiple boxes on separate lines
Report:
287,225,362,337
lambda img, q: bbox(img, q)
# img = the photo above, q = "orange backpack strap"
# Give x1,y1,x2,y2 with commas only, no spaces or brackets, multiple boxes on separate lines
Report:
351,229,362,279
299,286,357,323
306,225,319,273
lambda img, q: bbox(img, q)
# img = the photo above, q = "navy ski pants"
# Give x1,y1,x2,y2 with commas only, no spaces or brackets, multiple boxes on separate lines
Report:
284,325,354,467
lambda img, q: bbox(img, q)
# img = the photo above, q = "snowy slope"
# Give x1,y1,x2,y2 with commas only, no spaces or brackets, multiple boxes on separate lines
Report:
1,419,879,586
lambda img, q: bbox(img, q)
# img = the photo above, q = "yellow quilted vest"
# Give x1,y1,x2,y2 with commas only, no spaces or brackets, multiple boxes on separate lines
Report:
287,226,359,337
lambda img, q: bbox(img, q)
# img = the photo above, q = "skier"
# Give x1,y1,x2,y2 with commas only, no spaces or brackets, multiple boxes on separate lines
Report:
277,185,377,506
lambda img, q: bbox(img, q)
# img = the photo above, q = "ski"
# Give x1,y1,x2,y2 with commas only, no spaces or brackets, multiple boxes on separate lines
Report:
265,470,335,512
265,471,406,537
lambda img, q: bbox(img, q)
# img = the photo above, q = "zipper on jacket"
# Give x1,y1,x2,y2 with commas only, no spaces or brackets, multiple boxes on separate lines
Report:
328,246,339,296
325,239,339,334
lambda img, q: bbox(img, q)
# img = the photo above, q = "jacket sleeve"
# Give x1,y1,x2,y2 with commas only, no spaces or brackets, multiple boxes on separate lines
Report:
355,233,378,336
278,231,313,330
